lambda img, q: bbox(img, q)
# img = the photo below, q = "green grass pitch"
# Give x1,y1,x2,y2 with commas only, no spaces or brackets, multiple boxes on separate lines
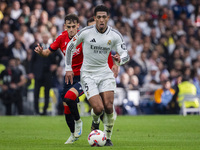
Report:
0,115,200,150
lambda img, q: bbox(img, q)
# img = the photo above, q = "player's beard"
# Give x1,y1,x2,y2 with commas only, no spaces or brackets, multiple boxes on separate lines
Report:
99,27,104,32
98,24,105,32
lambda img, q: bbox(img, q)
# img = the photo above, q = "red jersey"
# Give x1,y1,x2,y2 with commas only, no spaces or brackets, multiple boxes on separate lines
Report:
49,30,114,76
49,30,83,76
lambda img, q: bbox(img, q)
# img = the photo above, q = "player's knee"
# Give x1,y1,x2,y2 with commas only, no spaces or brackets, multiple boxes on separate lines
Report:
93,106,104,116
63,98,70,104
104,103,113,114
63,90,78,102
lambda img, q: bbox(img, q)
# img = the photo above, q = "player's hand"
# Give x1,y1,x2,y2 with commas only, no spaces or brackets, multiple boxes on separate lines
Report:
112,64,119,78
65,71,74,85
112,54,120,63
34,43,43,55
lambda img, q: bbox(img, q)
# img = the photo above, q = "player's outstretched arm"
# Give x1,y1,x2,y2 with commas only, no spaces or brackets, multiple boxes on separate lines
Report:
34,43,52,57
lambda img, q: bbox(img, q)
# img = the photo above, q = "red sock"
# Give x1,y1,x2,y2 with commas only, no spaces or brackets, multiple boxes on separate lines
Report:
64,105,71,114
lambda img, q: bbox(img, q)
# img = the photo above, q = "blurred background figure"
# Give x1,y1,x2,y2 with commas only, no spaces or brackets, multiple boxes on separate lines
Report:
0,58,26,115
30,32,58,115
154,79,175,114
52,66,64,115
169,75,199,114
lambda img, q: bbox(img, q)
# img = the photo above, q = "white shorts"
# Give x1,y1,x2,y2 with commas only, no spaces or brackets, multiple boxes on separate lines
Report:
80,71,116,99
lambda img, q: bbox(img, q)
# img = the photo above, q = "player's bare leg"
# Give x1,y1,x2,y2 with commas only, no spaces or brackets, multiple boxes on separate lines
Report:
89,95,104,131
100,91,115,146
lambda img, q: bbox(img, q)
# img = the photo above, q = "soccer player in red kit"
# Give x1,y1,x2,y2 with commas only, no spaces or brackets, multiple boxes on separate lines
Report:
34,14,117,144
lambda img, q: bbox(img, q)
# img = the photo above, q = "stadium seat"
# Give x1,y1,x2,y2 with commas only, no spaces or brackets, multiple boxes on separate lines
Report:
179,94,200,116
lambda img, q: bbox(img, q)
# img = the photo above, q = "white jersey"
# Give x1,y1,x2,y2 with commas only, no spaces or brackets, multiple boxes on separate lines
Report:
65,25,129,74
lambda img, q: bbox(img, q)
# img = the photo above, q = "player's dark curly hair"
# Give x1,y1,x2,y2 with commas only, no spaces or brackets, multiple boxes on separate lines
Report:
94,5,109,16
87,17,95,26
64,13,79,23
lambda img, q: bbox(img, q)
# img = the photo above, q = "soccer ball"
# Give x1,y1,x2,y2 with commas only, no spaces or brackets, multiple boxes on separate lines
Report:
88,130,106,147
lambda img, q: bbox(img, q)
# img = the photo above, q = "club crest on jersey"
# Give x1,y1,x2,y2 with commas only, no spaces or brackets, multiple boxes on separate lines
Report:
87,91,89,97
107,40,111,45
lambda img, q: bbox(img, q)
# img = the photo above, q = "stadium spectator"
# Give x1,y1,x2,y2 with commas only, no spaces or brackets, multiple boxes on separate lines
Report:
30,31,57,115
11,30,26,50
21,4,31,24
10,0,22,20
49,25,58,41
172,0,191,20
189,39,200,60
0,1,7,22
143,65,160,85
28,14,38,33
169,75,199,114
11,40,27,63
29,31,42,50
0,58,26,115
0,23,15,45
134,51,149,85
191,69,200,96
38,10,52,31
117,72,130,91
45,0,57,18
143,65,162,95
0,36,13,66
54,7,65,35
157,61,170,78
19,24,34,50
149,50,160,66
154,79,175,114
129,75,140,90
52,66,65,115
22,49,34,101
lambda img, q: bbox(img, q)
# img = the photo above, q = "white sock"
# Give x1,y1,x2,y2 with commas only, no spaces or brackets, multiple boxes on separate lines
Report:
103,112,115,139
75,119,81,123
91,109,103,124
113,105,117,121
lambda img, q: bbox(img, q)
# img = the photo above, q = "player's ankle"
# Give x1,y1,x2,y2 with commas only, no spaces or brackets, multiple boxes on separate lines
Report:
75,119,81,122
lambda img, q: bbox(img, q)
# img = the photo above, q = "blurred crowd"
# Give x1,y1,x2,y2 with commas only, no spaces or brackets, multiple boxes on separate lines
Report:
0,0,200,115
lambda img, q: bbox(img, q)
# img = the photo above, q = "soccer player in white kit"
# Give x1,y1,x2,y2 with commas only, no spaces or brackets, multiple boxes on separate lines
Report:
65,5,129,146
